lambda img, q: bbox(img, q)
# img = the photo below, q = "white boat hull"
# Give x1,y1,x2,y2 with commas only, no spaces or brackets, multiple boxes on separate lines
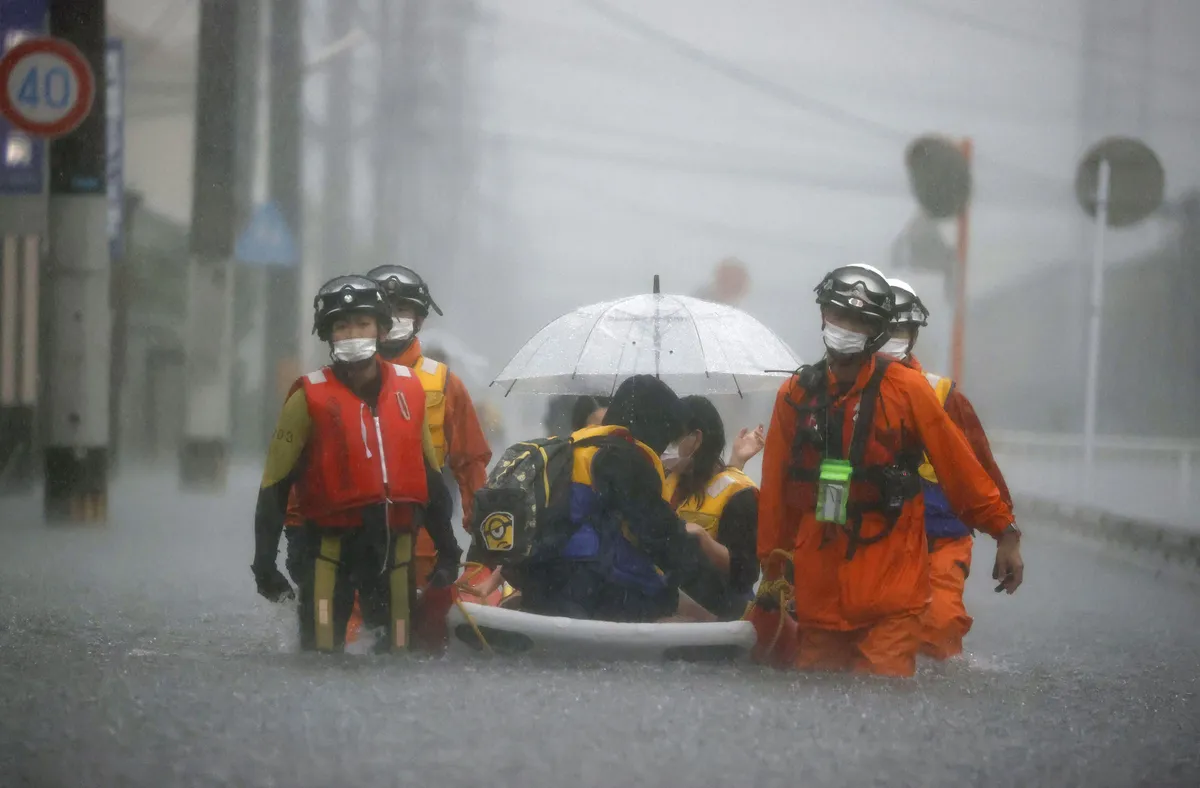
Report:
446,601,756,662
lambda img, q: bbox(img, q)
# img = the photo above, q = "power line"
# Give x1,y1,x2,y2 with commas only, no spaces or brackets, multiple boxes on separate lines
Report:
491,130,902,193
579,0,910,144
513,168,872,255
489,130,1069,207
887,0,1200,85
578,0,1063,187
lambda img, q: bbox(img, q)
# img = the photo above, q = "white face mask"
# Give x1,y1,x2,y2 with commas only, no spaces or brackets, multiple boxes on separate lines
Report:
385,317,415,343
331,337,377,364
660,442,681,469
880,336,911,360
660,438,696,472
823,323,869,356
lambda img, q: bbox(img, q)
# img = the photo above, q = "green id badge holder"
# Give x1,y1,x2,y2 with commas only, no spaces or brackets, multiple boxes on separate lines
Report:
816,459,853,525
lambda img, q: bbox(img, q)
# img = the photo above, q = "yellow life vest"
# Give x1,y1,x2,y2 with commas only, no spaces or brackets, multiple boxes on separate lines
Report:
663,467,757,539
568,424,667,492
412,356,449,465
917,371,955,484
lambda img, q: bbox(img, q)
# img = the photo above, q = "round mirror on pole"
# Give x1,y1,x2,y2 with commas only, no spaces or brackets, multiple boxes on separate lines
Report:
1075,137,1165,228
905,134,972,219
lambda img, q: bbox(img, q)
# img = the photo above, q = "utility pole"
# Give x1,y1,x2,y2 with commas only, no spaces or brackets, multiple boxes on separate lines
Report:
180,0,257,490
371,0,401,263
42,0,109,522
263,0,303,430
322,0,352,285
1073,0,1154,436
378,0,477,307
0,0,48,496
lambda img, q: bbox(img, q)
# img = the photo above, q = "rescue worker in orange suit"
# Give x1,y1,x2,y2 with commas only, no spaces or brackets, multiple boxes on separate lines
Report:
881,277,1014,661
365,265,492,583
756,265,1024,677
251,276,462,652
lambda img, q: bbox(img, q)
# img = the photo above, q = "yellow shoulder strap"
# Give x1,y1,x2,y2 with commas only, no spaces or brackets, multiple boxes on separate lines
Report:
415,356,448,392
923,371,954,408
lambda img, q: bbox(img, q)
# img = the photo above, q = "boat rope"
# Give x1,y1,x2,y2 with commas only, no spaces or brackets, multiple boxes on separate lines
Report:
452,563,493,655
743,549,796,656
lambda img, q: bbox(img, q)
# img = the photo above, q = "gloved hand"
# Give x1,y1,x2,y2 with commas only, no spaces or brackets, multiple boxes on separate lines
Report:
252,561,295,602
426,552,461,589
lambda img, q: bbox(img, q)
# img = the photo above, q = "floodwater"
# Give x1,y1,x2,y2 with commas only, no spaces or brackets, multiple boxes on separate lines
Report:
1,467,1198,787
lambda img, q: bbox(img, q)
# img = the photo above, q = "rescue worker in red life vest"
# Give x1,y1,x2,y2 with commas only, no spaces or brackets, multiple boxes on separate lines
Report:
757,265,1024,677
365,265,492,581
251,276,462,653
881,277,1016,661
664,395,766,620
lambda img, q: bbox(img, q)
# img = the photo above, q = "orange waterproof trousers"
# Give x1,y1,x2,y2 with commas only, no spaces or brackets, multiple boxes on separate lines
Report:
919,536,974,660
795,613,923,678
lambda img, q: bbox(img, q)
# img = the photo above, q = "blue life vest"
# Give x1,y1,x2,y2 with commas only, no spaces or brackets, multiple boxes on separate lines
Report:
556,426,668,595
917,372,971,542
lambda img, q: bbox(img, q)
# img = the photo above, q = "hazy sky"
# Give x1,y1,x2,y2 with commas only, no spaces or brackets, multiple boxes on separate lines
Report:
108,0,1200,361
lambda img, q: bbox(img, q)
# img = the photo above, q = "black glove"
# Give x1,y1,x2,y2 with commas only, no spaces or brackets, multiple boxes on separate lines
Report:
426,550,461,589
252,561,295,602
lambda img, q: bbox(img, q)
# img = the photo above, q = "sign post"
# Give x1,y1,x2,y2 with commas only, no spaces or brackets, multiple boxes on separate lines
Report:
892,134,973,382
41,0,110,522
0,0,48,495
1074,137,1165,497
0,36,96,139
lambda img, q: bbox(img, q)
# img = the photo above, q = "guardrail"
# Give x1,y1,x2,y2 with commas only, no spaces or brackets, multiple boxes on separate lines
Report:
988,430,1198,529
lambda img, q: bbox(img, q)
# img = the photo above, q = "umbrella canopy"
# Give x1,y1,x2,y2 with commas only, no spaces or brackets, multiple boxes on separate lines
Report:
492,291,803,396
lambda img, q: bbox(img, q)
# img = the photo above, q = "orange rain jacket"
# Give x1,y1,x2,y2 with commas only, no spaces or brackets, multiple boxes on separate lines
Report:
388,338,492,529
904,354,1013,514
757,356,1014,631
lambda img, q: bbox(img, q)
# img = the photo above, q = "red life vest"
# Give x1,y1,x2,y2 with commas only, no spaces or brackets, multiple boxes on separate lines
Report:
295,361,430,529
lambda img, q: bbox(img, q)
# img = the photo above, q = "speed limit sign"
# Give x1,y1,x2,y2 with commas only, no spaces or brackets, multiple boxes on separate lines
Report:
0,36,96,138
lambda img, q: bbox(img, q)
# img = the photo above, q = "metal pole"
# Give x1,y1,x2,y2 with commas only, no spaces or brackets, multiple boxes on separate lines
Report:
0,0,48,495
950,137,973,384
180,0,251,490
322,0,352,290
44,0,109,522
264,0,303,436
371,0,400,262
1082,158,1111,497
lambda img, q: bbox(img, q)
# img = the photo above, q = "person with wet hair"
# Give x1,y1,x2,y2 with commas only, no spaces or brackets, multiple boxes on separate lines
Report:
570,394,611,431
506,374,719,623
664,395,765,619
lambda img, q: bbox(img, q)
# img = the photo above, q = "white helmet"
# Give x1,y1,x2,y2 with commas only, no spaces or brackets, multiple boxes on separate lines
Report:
846,263,886,278
885,277,929,327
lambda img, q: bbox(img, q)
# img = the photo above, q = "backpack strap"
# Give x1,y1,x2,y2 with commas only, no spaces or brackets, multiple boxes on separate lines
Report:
847,357,891,469
842,357,919,560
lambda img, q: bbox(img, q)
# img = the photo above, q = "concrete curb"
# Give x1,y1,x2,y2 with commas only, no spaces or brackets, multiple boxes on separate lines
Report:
1017,495,1200,571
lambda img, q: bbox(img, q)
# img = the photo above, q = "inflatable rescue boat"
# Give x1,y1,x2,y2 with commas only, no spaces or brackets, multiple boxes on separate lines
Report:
446,600,757,662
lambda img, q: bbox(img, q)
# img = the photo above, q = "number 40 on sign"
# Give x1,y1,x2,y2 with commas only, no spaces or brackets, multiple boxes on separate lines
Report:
0,36,96,138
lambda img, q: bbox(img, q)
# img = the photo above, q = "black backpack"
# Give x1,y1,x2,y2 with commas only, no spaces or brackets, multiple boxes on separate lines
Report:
469,433,622,566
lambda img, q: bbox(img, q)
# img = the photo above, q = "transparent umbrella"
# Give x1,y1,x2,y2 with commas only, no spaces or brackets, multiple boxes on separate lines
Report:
492,277,803,396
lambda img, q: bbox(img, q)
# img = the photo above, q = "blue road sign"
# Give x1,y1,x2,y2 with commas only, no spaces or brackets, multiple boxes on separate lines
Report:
106,37,123,260
0,0,46,195
234,201,298,267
